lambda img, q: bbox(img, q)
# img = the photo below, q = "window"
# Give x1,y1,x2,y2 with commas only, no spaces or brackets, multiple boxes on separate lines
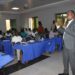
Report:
55,13,67,27
5,19,11,31
29,18,34,30
29,17,38,30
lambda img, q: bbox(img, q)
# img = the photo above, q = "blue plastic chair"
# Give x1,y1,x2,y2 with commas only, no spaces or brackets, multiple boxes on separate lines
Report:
5,36,11,41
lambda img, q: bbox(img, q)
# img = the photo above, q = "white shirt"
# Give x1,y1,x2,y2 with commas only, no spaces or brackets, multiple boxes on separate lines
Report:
49,31,54,38
65,19,74,29
63,19,74,38
12,36,22,43
31,31,38,37
6,33,12,37
49,31,58,38
27,31,32,36
0,35,3,39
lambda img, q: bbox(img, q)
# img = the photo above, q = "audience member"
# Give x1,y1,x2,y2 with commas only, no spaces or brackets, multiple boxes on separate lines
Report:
49,28,58,39
0,30,3,39
44,28,49,38
38,21,44,33
37,21,44,38
11,31,22,62
12,31,22,43
32,28,38,38
20,28,27,38
27,28,32,36
5,30,12,40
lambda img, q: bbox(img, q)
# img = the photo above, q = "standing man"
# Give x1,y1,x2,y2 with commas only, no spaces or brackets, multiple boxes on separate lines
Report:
57,10,75,75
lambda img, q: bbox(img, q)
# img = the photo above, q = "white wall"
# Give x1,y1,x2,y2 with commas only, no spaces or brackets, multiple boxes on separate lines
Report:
0,1,75,32
20,1,75,31
0,13,21,32
0,14,4,31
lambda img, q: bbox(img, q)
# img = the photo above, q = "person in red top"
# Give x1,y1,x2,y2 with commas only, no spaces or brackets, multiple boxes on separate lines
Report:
37,21,44,38
38,21,44,33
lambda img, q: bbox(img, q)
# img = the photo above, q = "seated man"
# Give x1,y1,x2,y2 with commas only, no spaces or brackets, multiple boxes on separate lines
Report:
12,31,22,62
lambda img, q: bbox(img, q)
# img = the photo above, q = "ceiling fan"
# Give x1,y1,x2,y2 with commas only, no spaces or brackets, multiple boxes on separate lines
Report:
0,0,13,4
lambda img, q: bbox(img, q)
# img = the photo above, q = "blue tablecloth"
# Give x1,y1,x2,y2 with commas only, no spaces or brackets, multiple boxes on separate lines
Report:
13,37,63,63
44,38,56,52
3,40,14,56
54,37,63,51
0,54,14,69
13,44,34,63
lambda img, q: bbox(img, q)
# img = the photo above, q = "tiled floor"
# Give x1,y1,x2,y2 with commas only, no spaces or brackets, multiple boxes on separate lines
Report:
10,52,72,75
2,55,48,75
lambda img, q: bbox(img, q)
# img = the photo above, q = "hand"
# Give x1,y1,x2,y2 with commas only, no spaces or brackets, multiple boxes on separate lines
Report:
62,25,66,29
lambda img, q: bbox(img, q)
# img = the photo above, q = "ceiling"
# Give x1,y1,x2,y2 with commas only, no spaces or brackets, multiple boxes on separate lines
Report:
0,0,70,12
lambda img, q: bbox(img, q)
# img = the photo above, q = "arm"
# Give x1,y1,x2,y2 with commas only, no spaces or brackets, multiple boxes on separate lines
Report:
56,21,75,37
65,24,75,37
57,27,65,34
56,25,65,34
57,25,75,37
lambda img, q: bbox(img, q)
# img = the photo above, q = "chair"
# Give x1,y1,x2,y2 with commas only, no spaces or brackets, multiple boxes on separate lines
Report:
5,36,11,41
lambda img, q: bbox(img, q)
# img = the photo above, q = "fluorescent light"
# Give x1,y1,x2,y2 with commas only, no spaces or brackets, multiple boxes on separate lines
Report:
12,7,19,10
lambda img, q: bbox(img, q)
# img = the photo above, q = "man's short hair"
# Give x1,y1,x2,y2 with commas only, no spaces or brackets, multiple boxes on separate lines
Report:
67,10,75,15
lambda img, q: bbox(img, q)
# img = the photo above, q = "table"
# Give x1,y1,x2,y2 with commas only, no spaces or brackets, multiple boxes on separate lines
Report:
0,53,14,75
13,37,62,64
0,53,14,69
